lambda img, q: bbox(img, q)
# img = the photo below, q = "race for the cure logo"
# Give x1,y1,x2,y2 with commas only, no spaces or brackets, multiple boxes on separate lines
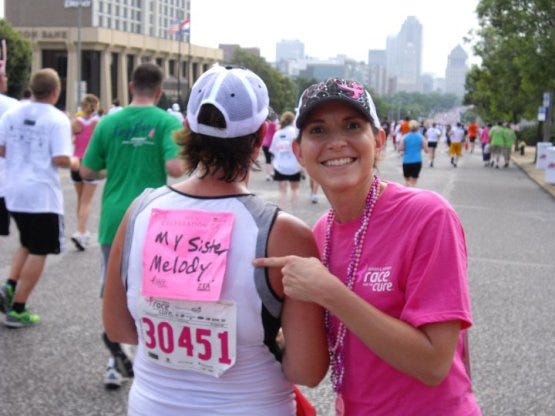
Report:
142,209,235,301
362,266,394,292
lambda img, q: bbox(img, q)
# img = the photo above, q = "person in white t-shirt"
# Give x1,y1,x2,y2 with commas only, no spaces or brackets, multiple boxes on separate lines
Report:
0,68,79,328
448,122,466,168
425,122,441,167
0,39,19,238
269,111,302,210
107,98,123,114
167,102,185,124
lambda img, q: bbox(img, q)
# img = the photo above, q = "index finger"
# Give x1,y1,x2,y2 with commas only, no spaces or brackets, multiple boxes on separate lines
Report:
252,256,292,269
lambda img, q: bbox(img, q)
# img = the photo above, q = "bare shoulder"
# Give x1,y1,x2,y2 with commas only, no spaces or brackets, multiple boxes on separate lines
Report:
269,211,319,259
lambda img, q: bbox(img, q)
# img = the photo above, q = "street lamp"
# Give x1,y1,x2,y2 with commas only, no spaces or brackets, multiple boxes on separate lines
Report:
64,0,91,112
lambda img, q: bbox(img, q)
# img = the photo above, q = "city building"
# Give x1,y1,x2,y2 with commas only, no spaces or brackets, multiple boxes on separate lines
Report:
5,0,222,113
275,39,305,76
368,49,387,96
276,39,304,62
219,43,260,63
299,60,346,81
386,16,423,93
445,44,468,97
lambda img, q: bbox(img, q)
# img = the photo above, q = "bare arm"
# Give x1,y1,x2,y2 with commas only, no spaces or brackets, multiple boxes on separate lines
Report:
266,212,329,387
0,145,4,158
80,164,107,180
53,155,80,170
254,256,461,386
398,136,405,152
71,118,83,135
102,208,138,344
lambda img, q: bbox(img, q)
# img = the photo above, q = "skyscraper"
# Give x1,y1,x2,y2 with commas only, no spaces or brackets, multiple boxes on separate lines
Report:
368,49,387,96
276,39,305,62
445,45,468,97
386,16,423,93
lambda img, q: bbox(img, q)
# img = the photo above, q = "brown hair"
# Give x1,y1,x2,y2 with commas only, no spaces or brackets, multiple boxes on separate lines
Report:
175,103,261,182
80,94,99,114
131,63,163,96
30,68,60,100
279,111,295,128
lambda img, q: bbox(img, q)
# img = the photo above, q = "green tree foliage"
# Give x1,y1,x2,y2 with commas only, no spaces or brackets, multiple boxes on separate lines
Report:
464,0,555,122
383,92,460,121
0,19,32,99
230,48,297,114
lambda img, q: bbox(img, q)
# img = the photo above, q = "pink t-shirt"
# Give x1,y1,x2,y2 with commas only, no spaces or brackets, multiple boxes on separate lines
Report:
314,182,481,416
73,115,99,159
262,120,277,148
480,127,490,144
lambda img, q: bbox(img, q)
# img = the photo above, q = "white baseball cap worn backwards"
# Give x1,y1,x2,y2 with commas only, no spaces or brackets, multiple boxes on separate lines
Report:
186,65,269,139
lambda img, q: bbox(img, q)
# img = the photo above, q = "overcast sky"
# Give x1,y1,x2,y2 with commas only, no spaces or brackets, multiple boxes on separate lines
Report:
0,0,480,78
191,0,481,77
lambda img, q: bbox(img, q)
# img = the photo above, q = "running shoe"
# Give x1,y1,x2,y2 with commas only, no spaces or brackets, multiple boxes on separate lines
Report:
102,332,134,378
71,231,90,251
4,309,40,328
104,364,123,390
114,351,134,378
71,232,85,251
0,283,14,314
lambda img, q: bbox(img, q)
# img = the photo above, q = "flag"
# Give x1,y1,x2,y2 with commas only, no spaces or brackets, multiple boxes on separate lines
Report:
168,18,190,35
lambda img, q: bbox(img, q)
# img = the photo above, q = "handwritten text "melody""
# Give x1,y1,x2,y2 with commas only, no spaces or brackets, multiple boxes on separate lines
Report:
149,255,211,282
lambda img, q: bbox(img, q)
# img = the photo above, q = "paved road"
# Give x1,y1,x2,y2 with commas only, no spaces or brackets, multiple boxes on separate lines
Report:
1,142,554,415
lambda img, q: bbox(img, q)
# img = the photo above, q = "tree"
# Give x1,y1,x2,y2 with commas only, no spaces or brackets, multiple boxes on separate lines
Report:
0,19,32,99
465,0,555,122
230,48,297,114
383,91,459,121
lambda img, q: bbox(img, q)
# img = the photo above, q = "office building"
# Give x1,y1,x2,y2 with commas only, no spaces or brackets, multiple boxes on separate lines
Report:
386,16,422,93
445,44,468,97
368,49,387,96
5,0,222,113
276,39,304,63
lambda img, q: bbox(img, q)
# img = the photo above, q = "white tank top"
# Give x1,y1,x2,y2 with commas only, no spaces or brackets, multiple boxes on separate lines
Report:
122,186,295,416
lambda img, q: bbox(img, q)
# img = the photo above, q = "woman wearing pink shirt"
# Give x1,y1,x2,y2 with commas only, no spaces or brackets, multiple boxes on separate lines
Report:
255,78,481,415
70,94,100,250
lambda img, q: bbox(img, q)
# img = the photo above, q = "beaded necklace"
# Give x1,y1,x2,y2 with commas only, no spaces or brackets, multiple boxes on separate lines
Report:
322,175,380,394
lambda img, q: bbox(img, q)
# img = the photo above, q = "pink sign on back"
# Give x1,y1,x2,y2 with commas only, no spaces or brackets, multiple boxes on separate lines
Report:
141,208,235,301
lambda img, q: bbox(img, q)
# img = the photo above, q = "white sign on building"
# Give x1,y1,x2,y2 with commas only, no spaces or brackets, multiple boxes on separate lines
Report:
64,0,91,7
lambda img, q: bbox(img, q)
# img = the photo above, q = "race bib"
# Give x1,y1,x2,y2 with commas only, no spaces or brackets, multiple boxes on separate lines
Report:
142,208,235,301
138,296,237,377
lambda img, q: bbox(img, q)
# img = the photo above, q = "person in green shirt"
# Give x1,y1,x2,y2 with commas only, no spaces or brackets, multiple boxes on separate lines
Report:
488,121,507,168
503,124,516,168
80,62,185,390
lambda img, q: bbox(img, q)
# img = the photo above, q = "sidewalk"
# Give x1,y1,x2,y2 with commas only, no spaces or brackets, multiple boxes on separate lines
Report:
511,145,555,198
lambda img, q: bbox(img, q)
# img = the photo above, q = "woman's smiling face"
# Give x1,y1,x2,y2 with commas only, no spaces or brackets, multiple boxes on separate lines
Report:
294,100,383,195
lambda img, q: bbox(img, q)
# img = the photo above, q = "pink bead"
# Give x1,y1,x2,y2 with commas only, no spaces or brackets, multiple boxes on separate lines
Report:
323,176,381,393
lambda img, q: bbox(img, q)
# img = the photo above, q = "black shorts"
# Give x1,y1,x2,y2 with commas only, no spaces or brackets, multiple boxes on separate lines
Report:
71,168,98,184
11,211,64,255
262,146,273,164
273,169,301,182
403,162,422,179
427,141,438,148
0,197,9,236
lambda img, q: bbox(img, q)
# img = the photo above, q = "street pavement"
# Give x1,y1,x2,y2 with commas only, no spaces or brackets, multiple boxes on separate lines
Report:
1,141,554,415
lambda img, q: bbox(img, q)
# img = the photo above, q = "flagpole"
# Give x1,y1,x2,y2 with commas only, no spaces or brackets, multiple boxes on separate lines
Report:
177,31,182,103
